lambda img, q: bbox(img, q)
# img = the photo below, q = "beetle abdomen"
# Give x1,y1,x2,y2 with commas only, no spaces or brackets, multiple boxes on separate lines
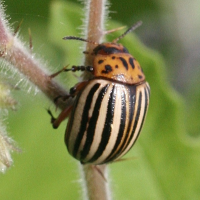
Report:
65,79,150,165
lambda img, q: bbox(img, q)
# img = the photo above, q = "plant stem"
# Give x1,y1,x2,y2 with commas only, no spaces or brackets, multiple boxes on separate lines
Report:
0,7,70,110
81,164,111,200
80,0,111,200
81,0,108,80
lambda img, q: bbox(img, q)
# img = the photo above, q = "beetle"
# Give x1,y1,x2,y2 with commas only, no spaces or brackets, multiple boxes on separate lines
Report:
48,22,150,165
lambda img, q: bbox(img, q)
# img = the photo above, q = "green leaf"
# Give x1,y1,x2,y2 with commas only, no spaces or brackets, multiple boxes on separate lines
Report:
1,1,199,200
48,1,83,89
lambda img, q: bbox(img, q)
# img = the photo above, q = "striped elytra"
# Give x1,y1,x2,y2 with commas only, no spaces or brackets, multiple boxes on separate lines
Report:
65,79,150,165
48,22,150,165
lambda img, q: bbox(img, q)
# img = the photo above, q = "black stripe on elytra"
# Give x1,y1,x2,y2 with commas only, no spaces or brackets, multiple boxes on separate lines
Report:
146,84,150,97
65,89,82,146
104,87,127,163
119,57,128,70
80,84,110,160
129,57,135,69
88,85,116,163
123,86,149,153
72,83,101,157
132,87,149,145
115,85,136,157
124,91,142,153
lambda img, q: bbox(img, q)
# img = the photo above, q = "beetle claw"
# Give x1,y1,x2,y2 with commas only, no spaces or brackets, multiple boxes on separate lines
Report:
54,95,71,104
47,109,56,123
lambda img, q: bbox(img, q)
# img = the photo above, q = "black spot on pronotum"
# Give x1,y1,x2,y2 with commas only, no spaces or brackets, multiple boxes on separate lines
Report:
112,56,116,59
102,65,113,74
129,57,135,69
115,65,118,68
98,60,104,64
138,75,143,79
119,57,128,70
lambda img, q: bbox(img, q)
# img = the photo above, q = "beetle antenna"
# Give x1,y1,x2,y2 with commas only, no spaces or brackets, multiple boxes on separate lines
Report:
63,36,99,45
103,26,126,35
112,21,142,43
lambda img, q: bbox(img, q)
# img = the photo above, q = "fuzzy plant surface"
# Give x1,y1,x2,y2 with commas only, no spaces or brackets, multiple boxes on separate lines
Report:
0,1,200,200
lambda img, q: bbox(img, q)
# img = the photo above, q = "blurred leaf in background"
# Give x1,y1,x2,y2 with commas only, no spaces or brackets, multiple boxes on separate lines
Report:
0,0,200,200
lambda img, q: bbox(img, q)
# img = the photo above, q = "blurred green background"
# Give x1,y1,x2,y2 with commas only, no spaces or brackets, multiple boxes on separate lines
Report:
0,0,200,199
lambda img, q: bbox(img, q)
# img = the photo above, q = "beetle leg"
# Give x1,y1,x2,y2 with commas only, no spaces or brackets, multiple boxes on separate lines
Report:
69,80,88,97
47,105,73,129
53,94,71,104
48,80,89,128
49,65,70,78
53,80,89,104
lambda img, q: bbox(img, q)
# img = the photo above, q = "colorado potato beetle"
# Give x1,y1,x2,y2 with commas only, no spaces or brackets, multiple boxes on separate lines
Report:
48,22,150,165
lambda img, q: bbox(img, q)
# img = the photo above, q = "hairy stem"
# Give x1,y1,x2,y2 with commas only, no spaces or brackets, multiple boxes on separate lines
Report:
80,0,111,200
0,7,71,110
81,0,108,80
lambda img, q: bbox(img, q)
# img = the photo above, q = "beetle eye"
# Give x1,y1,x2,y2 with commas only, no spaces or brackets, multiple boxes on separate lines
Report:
93,45,129,55
122,47,129,53
97,49,108,55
